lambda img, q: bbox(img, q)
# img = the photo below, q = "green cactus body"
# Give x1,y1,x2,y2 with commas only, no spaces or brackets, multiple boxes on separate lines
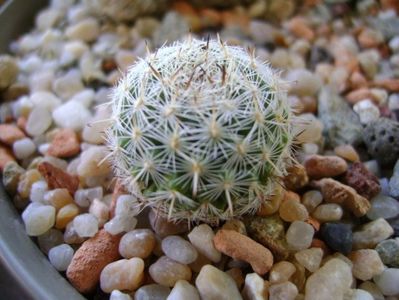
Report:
106,38,295,223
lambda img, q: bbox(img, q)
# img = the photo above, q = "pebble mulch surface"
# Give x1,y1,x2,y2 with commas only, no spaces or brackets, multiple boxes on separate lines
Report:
1,0,399,299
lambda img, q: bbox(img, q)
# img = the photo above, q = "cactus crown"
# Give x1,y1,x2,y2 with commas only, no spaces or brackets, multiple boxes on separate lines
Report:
106,38,296,224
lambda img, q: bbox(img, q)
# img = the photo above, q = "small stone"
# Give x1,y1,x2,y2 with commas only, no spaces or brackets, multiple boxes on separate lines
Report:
63,222,85,245
0,55,18,89
100,258,144,293
302,190,323,213
222,219,247,235
74,187,103,208
245,215,289,261
0,124,26,146
257,185,284,216
149,256,192,287
195,265,242,300
375,239,399,267
312,178,371,217
367,194,399,220
149,210,188,238
320,222,352,254
22,203,56,236
17,169,42,198
73,213,98,238
135,284,171,300
56,203,80,229
47,129,80,158
318,87,363,147
304,155,347,179
188,224,221,263
26,107,52,136
294,247,323,274
13,138,36,159
241,273,267,300
29,91,61,111
286,69,321,97
2,161,25,195
225,267,244,290
38,162,79,196
348,249,384,281
344,289,374,300
37,228,64,254
88,199,109,227
343,162,381,200
359,281,385,300
363,118,399,166
283,164,309,191
167,280,200,300
312,204,343,223
65,18,100,42
353,218,394,249
162,236,198,265
305,258,352,300
115,50,136,73
104,214,137,235
119,229,156,259
77,146,110,177
353,99,380,124
52,101,91,131
29,180,48,203
286,221,314,251
110,290,132,300
269,281,298,300
67,230,121,293
214,229,273,275
279,198,309,222
373,268,399,296
286,17,314,41
48,244,74,272
269,261,296,284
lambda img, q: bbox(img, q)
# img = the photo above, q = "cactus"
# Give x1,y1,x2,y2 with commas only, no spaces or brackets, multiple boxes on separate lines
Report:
83,0,169,22
106,38,296,224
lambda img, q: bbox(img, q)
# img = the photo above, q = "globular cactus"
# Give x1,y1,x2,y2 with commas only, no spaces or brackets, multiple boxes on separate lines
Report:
83,0,169,22
106,38,296,224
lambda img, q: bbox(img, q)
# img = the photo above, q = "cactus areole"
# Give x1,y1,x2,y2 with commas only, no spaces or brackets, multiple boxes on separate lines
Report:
106,38,296,223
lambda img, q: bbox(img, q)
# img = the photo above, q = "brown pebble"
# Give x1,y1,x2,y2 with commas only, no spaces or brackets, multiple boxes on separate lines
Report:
283,164,309,191
334,144,360,162
343,162,381,199
0,145,15,171
381,0,399,13
38,162,79,195
304,155,348,179
0,124,26,145
149,209,188,238
198,8,222,28
306,217,320,232
286,17,314,41
345,88,376,104
226,268,245,289
357,28,382,48
1,83,29,101
349,71,368,89
66,230,121,293
16,117,27,132
213,229,273,275
311,178,370,217
373,79,399,92
47,128,80,158
310,238,330,255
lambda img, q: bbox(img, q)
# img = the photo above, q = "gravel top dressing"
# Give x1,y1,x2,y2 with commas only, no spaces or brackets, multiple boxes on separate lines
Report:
0,0,399,299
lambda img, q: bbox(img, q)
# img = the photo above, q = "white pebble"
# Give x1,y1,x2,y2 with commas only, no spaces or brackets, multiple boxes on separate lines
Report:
389,36,399,53
167,280,200,300
373,268,399,296
30,91,61,111
188,224,221,263
52,70,84,100
77,146,110,177
110,290,132,300
294,113,323,143
38,143,50,155
286,69,322,96
70,89,95,108
242,273,268,300
30,181,48,203
52,101,91,131
115,194,140,217
65,18,100,42
74,187,103,207
388,94,399,111
73,213,98,237
104,215,137,235
13,138,36,159
22,203,56,236
48,244,74,271
353,99,380,124
162,235,198,264
26,107,52,136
